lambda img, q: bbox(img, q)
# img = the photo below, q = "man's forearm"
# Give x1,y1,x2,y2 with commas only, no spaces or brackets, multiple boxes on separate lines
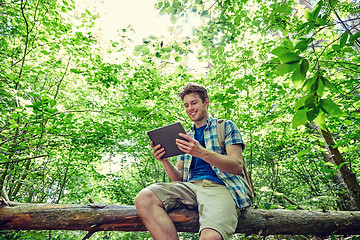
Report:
200,149,243,175
161,160,183,181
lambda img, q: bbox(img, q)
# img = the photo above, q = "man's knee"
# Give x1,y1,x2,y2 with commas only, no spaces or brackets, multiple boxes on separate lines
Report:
135,188,162,212
200,228,223,240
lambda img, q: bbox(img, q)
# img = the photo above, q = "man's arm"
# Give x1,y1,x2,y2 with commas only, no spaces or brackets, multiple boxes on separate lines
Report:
176,134,243,175
151,141,183,181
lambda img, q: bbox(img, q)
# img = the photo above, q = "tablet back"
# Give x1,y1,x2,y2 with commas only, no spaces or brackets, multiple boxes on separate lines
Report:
147,122,187,159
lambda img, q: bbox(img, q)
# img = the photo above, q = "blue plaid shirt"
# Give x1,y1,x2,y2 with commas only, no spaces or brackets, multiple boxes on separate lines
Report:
177,116,252,209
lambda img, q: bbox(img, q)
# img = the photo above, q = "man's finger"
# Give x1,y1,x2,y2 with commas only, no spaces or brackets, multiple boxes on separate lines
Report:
176,138,190,146
154,146,165,157
178,133,193,141
152,142,162,151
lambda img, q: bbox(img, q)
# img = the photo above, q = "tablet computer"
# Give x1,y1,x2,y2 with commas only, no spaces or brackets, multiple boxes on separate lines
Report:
147,122,187,159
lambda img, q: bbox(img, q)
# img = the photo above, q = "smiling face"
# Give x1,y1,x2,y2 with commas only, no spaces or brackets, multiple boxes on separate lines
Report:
183,93,209,127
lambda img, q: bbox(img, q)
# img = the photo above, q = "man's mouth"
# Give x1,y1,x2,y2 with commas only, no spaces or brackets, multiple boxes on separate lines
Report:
190,111,197,117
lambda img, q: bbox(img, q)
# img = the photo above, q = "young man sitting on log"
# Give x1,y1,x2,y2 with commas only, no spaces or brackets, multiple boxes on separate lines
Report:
135,82,253,240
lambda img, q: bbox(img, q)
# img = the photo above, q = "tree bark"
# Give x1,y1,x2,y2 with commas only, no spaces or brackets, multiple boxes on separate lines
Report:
1,203,360,236
309,122,355,210
321,128,360,210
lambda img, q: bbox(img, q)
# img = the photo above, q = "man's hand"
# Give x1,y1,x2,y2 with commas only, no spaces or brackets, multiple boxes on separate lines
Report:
150,141,168,161
176,133,205,158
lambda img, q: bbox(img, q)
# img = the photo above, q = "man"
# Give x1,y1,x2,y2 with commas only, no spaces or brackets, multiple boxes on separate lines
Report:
135,82,252,240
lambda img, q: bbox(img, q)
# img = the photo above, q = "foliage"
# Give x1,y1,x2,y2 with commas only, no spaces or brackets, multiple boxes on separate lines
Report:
0,0,360,239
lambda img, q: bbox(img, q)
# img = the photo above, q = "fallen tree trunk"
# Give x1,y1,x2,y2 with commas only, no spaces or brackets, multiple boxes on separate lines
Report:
1,203,360,236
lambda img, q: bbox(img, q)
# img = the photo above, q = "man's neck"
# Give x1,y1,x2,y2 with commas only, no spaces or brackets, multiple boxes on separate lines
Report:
194,115,209,128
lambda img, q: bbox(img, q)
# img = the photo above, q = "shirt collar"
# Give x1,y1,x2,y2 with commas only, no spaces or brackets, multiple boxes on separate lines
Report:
190,115,215,131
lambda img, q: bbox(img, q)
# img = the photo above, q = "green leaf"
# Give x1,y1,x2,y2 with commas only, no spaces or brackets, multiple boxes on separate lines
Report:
9,119,17,125
294,42,308,52
304,9,312,21
295,95,308,110
271,46,290,57
302,75,317,93
319,99,342,116
304,94,315,106
217,46,224,53
318,15,328,26
306,106,319,122
141,47,150,55
312,2,322,20
278,52,301,64
298,22,310,32
349,31,360,45
134,45,143,51
320,76,333,89
332,44,341,52
286,205,299,210
276,62,298,75
234,15,241,24
335,162,346,171
314,111,326,130
167,6,176,14
155,1,163,9
297,146,310,157
316,77,325,97
70,68,82,74
210,47,217,54
300,59,309,76
292,67,305,89
49,100,57,108
295,38,312,52
270,204,283,209
170,15,177,24
343,47,354,53
292,109,308,128
321,167,333,174
292,59,308,89
263,202,272,209
333,141,348,148
340,32,349,48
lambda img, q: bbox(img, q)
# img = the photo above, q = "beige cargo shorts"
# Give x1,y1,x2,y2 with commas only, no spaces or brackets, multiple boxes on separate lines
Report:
147,179,239,240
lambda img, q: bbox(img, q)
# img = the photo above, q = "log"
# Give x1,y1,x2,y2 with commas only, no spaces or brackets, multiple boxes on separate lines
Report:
1,203,360,236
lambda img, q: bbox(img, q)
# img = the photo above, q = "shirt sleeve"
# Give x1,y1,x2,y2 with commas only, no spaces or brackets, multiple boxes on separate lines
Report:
177,155,185,162
224,120,245,150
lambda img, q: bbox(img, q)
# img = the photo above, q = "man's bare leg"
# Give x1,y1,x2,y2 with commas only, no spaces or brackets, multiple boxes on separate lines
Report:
199,228,223,240
135,188,179,240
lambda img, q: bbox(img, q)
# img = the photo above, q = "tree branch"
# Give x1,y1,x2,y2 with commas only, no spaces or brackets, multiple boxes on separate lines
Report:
1,204,360,236
0,155,48,165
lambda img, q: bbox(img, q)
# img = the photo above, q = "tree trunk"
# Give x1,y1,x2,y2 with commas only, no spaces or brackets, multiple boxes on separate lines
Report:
309,122,355,210
1,203,360,236
321,128,360,210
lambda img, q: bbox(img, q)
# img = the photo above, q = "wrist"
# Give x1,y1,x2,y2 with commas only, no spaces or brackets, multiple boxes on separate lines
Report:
160,158,170,164
199,148,210,160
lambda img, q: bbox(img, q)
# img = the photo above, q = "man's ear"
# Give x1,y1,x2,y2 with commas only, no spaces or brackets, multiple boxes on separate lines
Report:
204,98,209,108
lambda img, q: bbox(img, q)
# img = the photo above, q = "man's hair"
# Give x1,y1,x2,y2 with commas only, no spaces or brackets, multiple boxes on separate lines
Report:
178,82,209,103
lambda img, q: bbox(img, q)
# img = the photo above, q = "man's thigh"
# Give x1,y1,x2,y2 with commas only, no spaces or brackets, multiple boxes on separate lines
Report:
146,181,198,211
196,180,239,240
